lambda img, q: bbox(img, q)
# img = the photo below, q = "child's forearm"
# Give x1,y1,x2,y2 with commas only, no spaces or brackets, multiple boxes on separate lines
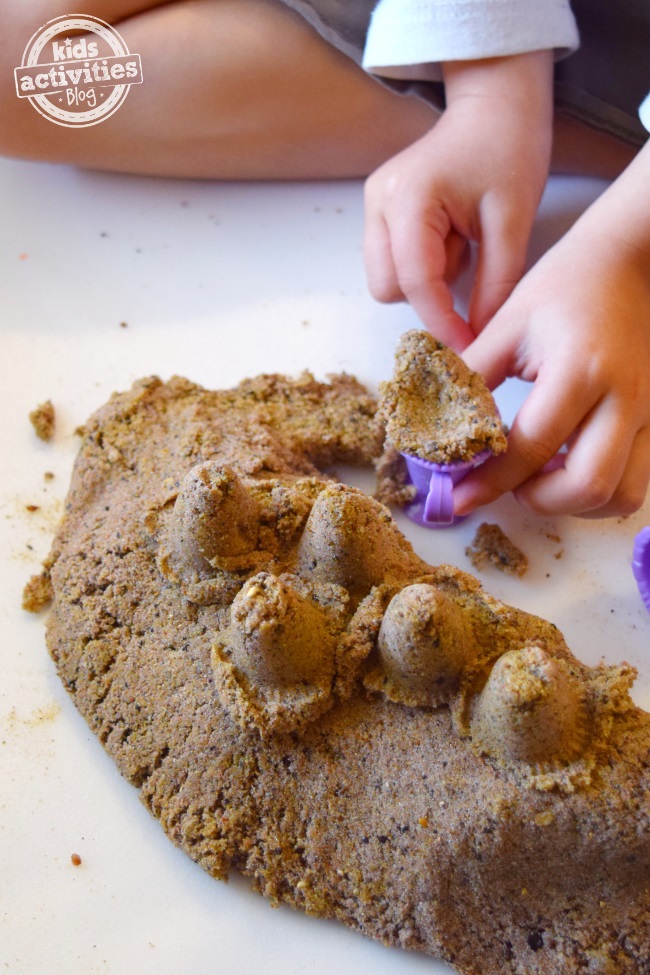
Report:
443,51,554,157
574,140,650,271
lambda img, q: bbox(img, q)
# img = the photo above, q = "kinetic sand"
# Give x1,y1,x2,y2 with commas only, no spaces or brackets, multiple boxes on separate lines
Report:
27,348,649,975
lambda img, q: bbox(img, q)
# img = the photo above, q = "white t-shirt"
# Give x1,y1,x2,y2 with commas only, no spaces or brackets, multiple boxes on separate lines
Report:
362,0,649,133
639,93,650,132
362,0,580,81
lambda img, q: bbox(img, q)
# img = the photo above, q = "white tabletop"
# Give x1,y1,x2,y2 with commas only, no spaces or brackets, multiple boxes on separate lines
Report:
1,156,648,975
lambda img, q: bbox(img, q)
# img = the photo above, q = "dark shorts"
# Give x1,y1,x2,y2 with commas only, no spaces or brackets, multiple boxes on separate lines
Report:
279,0,649,146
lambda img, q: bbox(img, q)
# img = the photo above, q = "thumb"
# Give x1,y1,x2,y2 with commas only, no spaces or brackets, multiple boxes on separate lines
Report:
412,279,477,352
387,199,477,351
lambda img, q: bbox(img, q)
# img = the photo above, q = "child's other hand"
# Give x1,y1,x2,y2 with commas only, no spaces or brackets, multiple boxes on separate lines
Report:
363,52,553,351
455,183,650,518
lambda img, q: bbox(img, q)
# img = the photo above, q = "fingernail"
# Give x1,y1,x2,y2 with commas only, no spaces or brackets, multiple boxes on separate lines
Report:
453,477,494,516
452,486,476,517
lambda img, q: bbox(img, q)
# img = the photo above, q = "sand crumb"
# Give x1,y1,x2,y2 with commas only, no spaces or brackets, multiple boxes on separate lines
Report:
29,400,55,441
465,523,528,577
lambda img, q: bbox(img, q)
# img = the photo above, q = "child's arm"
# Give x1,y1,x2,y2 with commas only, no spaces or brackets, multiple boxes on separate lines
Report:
454,140,650,518
363,50,554,349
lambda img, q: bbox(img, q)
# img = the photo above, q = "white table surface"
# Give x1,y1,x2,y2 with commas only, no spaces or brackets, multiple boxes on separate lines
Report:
1,156,648,975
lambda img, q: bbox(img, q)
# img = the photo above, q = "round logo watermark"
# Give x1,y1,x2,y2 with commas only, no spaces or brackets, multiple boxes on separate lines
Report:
14,14,143,128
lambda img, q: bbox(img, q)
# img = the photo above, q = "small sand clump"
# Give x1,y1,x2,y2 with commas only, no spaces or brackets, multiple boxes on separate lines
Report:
29,400,55,441
466,522,529,577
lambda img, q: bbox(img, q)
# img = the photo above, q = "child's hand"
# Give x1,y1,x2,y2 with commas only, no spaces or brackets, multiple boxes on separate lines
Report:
455,149,650,518
363,52,553,350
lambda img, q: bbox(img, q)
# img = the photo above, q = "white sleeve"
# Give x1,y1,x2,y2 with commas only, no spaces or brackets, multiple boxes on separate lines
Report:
640,93,650,133
362,0,580,81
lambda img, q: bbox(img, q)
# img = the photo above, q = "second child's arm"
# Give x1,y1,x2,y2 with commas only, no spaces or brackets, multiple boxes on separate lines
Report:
456,140,650,518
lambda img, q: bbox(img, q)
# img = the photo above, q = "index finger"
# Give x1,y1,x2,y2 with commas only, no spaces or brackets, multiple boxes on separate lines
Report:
452,363,598,514
389,206,476,350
